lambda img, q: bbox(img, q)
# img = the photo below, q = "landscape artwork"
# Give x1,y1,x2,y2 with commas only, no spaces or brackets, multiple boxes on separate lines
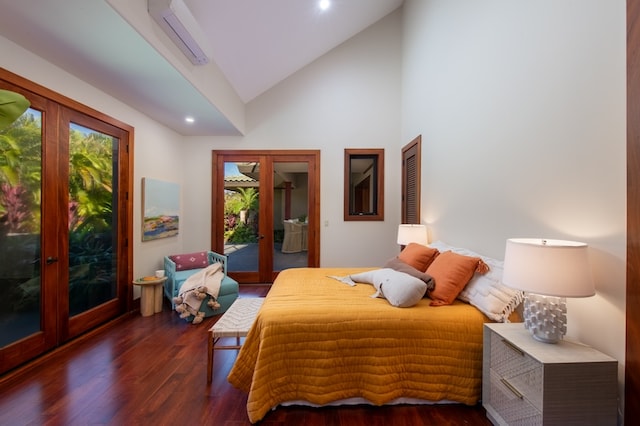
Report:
142,178,179,241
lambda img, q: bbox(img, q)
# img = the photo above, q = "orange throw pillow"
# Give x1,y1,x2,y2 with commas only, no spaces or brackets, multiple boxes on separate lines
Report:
426,251,489,306
398,243,440,271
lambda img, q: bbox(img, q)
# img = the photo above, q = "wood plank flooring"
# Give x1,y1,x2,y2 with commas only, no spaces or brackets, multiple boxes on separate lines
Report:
0,284,492,425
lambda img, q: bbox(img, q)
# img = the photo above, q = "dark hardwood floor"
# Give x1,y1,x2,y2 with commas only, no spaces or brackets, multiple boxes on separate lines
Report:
0,284,492,425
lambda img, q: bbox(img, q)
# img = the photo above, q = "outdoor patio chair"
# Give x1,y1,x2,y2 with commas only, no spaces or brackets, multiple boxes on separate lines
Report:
281,220,302,253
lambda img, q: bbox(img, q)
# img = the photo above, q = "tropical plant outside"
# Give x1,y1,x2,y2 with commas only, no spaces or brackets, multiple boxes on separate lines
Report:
68,125,115,235
224,187,259,244
0,111,42,234
237,187,258,211
0,112,115,236
0,111,117,318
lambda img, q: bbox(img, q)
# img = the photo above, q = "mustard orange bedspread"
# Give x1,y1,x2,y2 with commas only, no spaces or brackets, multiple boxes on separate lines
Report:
227,267,490,423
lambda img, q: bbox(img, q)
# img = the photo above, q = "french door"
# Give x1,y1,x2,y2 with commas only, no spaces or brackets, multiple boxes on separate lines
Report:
0,71,132,374
212,150,320,283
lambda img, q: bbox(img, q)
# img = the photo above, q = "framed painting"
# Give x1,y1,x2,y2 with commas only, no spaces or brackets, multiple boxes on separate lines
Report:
142,177,179,241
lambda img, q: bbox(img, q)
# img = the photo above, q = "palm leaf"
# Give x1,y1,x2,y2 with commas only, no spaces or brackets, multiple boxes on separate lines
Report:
0,90,30,130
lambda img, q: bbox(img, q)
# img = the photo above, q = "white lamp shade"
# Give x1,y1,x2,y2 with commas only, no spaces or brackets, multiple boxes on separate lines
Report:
397,224,427,246
503,238,595,298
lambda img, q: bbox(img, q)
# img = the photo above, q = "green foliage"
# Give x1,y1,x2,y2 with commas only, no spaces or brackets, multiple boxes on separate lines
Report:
226,223,257,243
0,89,30,130
224,191,244,215
0,112,114,236
68,129,115,234
238,187,259,211
224,188,259,242
0,112,42,232
224,188,258,214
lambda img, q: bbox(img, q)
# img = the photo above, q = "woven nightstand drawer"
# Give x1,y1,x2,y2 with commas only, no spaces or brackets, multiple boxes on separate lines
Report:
490,331,543,411
488,369,542,425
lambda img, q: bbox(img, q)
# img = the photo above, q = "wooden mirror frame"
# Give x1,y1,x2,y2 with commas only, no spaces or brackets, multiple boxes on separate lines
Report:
344,148,384,221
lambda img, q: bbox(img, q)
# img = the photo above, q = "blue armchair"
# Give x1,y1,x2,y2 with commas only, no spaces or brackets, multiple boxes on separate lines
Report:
163,251,239,317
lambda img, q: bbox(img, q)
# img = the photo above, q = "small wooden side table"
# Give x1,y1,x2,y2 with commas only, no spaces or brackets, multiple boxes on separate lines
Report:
132,276,167,316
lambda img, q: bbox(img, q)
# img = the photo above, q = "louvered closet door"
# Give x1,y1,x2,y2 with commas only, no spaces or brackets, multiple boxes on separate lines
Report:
402,135,421,224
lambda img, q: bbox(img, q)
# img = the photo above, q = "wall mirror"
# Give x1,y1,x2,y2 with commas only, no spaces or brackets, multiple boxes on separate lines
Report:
344,148,384,221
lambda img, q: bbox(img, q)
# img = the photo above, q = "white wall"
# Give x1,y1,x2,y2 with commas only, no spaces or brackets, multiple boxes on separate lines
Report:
181,10,404,267
0,34,187,292
402,0,626,413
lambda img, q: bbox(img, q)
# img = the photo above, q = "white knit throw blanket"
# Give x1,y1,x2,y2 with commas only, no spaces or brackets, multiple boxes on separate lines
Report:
178,262,223,312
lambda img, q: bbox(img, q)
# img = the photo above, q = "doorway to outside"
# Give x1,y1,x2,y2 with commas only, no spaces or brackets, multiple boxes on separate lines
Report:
211,150,320,283
0,71,133,374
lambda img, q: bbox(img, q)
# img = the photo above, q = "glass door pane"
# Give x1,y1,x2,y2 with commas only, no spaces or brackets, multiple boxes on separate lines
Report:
274,161,309,271
0,108,43,346
224,161,260,274
68,123,118,317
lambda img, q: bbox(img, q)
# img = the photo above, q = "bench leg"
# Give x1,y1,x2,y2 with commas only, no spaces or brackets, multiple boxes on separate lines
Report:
207,333,215,384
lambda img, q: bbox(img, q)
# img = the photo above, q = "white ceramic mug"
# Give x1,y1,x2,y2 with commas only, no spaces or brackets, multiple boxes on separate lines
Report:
155,269,165,278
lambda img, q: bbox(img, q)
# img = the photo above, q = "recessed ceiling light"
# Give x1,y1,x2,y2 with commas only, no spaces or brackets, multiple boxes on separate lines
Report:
319,0,330,11
185,116,195,123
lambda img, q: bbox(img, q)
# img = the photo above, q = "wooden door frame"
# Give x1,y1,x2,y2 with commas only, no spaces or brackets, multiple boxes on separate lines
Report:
211,150,320,283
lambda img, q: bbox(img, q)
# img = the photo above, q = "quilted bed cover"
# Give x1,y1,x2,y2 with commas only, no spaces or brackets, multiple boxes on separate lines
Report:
227,267,490,423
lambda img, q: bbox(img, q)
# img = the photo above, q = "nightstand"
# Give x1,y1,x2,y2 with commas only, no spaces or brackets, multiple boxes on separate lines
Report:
483,323,617,425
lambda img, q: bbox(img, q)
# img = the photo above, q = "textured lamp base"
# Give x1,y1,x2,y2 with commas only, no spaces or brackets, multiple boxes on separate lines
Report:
522,293,567,343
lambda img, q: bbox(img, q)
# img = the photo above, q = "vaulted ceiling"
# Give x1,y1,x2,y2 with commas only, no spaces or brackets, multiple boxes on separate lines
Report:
0,0,403,136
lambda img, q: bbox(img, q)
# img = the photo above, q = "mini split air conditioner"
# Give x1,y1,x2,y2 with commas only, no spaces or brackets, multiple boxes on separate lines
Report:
148,0,210,65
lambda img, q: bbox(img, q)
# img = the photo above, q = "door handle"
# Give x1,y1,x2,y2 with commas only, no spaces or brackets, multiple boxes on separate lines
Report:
46,256,59,264
258,234,265,239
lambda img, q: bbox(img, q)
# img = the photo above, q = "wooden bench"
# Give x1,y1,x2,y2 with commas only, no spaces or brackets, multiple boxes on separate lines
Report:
207,297,264,384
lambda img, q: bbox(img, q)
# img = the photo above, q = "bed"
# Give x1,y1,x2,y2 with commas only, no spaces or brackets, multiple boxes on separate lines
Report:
227,242,523,423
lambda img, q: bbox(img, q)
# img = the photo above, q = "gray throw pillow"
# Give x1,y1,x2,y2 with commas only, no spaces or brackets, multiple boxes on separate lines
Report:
350,268,427,308
384,257,435,291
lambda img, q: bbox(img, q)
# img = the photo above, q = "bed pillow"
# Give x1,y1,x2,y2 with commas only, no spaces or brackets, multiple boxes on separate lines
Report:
349,268,427,308
383,257,435,292
397,243,440,271
428,241,525,322
169,251,209,271
426,251,489,307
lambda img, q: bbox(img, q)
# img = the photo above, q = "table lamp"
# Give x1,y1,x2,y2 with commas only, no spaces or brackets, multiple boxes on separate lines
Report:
503,238,595,343
397,224,427,248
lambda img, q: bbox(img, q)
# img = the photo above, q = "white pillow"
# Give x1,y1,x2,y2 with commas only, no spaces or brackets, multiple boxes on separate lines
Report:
349,268,427,308
429,241,524,322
